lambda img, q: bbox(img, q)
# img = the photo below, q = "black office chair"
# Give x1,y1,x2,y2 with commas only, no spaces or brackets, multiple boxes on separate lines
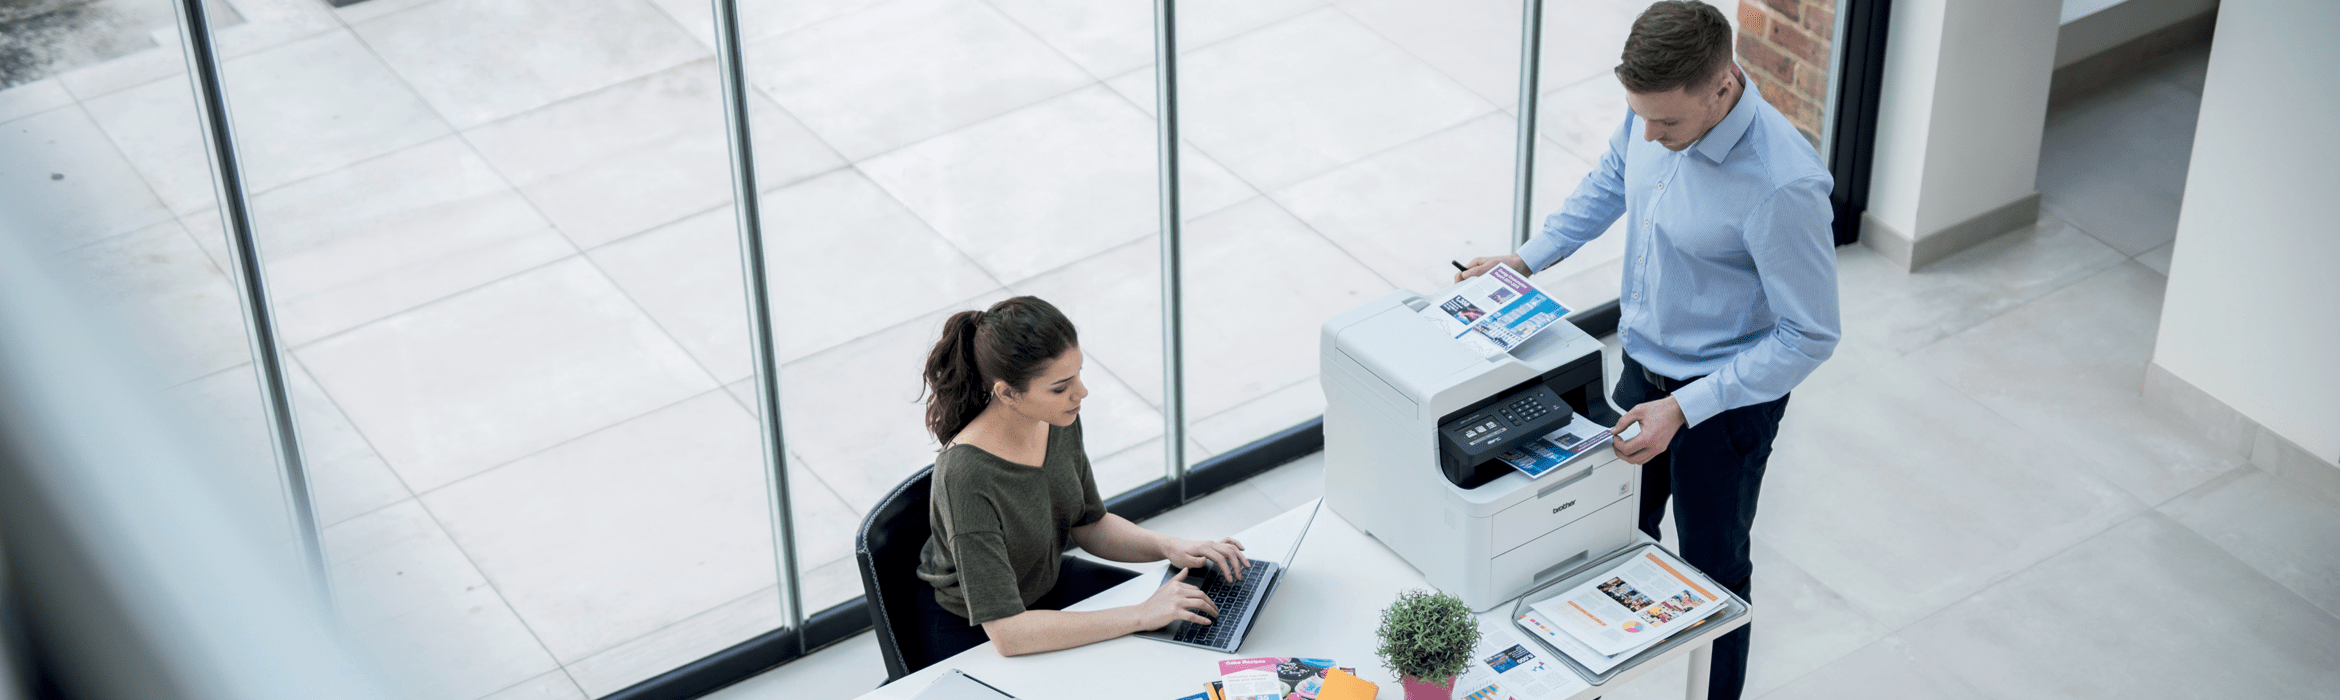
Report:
855,464,936,684
857,464,1144,683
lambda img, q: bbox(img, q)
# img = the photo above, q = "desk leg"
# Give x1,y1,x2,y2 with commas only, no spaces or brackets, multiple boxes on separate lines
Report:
1683,644,1711,700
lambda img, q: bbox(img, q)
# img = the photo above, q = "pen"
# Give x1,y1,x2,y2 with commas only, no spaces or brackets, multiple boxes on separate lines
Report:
1451,260,1468,271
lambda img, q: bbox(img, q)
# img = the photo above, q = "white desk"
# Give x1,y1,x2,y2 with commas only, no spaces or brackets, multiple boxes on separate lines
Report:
854,500,1748,700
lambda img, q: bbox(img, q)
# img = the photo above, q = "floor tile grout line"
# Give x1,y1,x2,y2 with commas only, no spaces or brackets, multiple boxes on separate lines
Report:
572,161,856,258
834,159,1015,294
1183,374,1325,455
54,99,196,243
785,446,863,541
1104,65,1508,202
557,579,799,687
471,668,584,700
1732,531,1896,697
1897,260,2231,509
328,0,453,28
322,379,859,692
969,0,1122,87
1880,508,2157,645
404,493,583,699
2037,198,2135,260
399,385,729,502
49,19,342,107
1254,99,1509,202
284,352,424,524
1321,3,1512,113
1872,501,2340,691
1745,348,2155,641
573,250,729,385
1253,190,1404,293
1879,243,2131,363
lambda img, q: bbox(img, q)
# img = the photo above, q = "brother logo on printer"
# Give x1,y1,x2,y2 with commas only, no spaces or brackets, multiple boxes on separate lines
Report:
1551,499,1576,515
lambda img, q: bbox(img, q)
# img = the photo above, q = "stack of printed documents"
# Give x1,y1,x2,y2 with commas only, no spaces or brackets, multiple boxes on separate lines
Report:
1513,548,1726,671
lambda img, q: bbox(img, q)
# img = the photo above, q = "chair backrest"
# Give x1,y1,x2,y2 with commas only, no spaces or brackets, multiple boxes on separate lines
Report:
855,464,934,683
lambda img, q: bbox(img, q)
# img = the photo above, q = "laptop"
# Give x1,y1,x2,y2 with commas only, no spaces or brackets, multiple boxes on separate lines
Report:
1135,500,1322,652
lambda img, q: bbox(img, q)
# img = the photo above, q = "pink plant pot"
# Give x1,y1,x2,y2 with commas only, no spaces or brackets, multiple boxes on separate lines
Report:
1400,675,1456,700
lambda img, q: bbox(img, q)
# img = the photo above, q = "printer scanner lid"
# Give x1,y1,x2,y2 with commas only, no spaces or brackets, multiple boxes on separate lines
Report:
1333,301,1483,402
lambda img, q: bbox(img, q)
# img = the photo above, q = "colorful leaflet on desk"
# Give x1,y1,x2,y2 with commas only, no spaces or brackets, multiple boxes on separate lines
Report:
1211,658,1351,700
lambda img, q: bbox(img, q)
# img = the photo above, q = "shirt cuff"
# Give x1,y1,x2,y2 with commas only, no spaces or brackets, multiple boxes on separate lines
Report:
1518,233,1585,272
1672,378,1723,429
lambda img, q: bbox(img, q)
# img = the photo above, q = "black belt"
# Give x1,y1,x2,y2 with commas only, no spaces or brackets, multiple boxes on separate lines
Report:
1641,365,1704,394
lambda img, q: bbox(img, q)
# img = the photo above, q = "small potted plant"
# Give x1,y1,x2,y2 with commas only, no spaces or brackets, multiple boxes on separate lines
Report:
1374,588,1482,700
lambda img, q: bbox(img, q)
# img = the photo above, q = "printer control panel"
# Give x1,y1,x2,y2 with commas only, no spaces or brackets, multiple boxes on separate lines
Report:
1440,384,1569,453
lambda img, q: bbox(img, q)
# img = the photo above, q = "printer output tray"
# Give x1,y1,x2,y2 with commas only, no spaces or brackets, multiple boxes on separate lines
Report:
1506,542,1750,686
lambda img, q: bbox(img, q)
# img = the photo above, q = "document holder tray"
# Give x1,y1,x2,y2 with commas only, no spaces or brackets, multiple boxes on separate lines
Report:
1506,542,1750,686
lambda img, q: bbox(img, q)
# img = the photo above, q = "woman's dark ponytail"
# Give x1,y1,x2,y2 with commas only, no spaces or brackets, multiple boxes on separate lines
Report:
922,297,1079,446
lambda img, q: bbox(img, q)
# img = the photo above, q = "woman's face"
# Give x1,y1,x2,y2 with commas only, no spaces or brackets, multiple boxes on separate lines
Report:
1000,346,1087,427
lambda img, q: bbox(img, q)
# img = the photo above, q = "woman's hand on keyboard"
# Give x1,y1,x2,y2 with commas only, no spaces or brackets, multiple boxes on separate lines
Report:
1137,568,1219,629
1162,536,1250,582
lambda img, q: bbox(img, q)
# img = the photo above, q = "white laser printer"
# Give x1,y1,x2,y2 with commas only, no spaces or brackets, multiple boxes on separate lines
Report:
1321,289,1641,611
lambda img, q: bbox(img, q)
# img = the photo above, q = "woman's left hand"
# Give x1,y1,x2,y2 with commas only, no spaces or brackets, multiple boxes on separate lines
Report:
1162,537,1250,582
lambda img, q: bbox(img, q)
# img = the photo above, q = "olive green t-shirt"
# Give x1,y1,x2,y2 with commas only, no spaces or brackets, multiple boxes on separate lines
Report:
915,419,1108,624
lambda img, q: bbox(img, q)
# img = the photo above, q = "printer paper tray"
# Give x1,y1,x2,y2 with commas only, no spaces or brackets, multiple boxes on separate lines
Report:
1506,543,1750,686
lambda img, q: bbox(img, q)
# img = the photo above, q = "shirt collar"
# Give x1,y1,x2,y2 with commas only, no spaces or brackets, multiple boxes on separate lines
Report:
1692,72,1760,164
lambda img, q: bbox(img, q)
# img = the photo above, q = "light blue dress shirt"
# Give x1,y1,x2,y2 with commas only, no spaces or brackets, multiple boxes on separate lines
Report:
1518,78,1841,429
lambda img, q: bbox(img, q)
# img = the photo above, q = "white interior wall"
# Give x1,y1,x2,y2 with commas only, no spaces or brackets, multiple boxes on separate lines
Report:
1860,0,1942,238
1864,0,2059,241
2057,0,2221,68
1911,0,2059,236
2153,0,2340,465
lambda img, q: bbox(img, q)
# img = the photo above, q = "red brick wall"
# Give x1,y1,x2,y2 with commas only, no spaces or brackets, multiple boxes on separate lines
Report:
1735,0,1833,145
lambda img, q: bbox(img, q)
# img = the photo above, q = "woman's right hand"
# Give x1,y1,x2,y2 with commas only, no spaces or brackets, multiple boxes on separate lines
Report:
1136,568,1218,630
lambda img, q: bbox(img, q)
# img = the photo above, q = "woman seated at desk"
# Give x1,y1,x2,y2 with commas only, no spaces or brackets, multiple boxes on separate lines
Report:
914,296,1251,658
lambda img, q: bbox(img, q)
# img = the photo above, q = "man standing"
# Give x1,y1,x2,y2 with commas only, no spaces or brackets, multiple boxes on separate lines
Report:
1454,2,1839,698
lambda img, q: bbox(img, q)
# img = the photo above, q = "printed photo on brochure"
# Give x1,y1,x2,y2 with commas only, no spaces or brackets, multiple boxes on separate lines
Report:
1418,264,1572,356
1528,550,1726,657
1453,624,1589,700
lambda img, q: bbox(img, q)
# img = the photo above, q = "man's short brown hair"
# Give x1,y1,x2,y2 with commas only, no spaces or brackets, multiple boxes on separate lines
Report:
1615,1,1735,94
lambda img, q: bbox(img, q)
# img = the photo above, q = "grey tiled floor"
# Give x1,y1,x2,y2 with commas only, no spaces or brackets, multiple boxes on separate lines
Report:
715,44,2340,700
8,0,1660,697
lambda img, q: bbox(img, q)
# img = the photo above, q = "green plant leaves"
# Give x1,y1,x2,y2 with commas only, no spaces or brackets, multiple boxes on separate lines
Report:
1373,588,1482,683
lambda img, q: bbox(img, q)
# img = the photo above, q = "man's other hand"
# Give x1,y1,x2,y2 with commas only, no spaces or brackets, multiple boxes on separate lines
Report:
1454,254,1530,283
1612,396,1686,465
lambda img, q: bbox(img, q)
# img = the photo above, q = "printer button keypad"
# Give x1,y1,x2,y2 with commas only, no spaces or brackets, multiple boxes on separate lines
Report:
1500,395,1552,425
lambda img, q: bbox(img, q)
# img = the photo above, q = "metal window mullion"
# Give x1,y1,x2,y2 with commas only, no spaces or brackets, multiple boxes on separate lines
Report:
709,0,804,639
1154,0,1187,500
171,0,326,601
1511,0,1546,252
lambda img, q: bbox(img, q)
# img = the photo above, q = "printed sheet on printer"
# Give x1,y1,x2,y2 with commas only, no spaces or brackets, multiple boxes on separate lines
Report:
1417,264,1570,356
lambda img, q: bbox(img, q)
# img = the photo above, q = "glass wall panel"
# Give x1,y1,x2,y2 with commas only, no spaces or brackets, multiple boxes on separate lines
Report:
194,0,787,697
1162,1,1544,459
734,0,1174,614
0,0,308,571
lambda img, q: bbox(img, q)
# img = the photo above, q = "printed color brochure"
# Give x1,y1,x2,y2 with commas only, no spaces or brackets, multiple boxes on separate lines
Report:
1418,264,1570,356
1528,549,1725,656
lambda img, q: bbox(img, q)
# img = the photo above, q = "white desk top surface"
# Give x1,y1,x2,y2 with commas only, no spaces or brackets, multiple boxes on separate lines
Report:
854,499,1745,700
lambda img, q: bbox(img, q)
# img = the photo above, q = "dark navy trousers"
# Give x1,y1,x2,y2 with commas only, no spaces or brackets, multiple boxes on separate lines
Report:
1615,353,1790,700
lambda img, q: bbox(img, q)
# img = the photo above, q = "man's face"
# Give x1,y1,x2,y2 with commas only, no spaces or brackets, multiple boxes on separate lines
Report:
1622,67,1739,151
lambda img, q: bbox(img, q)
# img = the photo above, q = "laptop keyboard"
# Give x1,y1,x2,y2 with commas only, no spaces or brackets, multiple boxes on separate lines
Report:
1169,561,1276,648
